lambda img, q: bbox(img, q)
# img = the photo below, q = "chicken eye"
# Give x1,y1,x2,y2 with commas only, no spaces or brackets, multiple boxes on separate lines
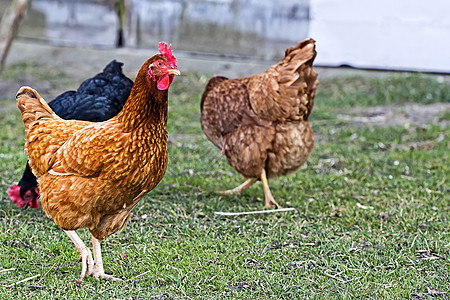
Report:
157,61,163,67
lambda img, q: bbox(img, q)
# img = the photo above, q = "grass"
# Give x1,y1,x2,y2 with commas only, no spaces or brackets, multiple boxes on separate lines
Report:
0,64,449,299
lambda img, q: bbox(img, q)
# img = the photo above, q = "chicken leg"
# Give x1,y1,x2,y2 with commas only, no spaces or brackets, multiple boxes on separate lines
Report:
217,178,257,195
64,230,94,279
260,169,280,209
91,235,122,281
218,169,281,209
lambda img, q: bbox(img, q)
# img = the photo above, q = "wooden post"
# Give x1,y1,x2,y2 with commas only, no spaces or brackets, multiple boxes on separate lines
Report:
115,0,126,47
0,0,29,74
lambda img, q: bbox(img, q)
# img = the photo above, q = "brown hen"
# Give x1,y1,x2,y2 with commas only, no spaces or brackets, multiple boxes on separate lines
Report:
16,43,180,281
200,38,319,209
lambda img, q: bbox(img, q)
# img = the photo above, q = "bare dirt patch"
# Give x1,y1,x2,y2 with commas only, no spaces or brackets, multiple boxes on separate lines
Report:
338,102,450,128
0,79,48,101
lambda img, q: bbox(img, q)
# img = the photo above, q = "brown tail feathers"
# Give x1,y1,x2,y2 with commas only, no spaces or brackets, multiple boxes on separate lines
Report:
284,38,317,66
16,86,56,136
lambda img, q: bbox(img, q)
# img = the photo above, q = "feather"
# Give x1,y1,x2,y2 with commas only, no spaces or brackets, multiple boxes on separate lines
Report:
200,38,319,208
15,45,179,280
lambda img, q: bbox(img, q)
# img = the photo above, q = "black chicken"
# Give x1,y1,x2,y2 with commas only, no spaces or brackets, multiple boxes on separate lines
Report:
8,60,133,209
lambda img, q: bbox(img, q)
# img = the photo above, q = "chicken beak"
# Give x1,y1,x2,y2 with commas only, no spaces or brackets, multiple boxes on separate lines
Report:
168,69,181,76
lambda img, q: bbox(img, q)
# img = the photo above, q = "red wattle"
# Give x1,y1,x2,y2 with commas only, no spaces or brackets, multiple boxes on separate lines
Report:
157,74,170,90
30,188,40,209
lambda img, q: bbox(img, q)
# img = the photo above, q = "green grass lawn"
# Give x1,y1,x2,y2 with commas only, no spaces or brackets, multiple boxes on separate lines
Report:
0,65,448,299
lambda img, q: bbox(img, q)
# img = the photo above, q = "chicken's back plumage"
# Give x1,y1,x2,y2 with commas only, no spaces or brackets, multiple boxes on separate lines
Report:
49,60,133,121
200,38,319,208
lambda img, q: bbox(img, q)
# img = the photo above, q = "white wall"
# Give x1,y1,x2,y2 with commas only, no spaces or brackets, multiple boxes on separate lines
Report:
13,0,450,73
310,0,450,73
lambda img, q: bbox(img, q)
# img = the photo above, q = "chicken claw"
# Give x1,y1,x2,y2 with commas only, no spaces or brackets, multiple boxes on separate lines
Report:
65,230,95,279
93,272,122,282
91,236,122,281
66,231,121,281
79,246,95,279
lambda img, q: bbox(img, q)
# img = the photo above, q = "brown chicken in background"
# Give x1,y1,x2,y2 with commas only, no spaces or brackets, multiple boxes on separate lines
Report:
200,38,319,209
16,43,180,281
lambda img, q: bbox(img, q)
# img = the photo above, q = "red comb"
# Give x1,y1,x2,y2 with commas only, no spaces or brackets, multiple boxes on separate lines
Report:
7,184,40,209
158,42,177,67
8,184,25,207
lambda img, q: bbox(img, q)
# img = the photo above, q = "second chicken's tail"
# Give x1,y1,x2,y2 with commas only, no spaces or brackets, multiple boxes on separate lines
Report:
16,86,57,137
277,38,319,120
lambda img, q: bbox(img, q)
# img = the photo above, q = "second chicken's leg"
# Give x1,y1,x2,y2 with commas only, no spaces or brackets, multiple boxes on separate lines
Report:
218,178,257,195
64,230,94,279
91,235,122,281
261,169,280,209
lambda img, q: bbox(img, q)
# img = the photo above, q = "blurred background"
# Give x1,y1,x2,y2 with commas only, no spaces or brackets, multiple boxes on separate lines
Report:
1,0,450,77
